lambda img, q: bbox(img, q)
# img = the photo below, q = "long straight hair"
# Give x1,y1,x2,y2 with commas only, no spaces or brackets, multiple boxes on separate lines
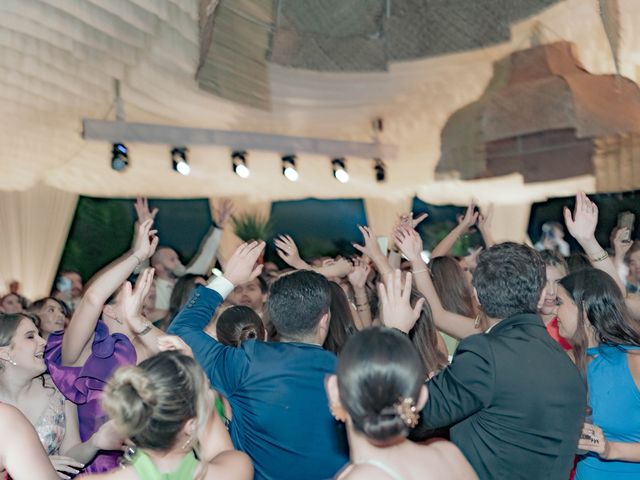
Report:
559,268,640,372
323,282,357,354
429,256,476,318
409,290,448,376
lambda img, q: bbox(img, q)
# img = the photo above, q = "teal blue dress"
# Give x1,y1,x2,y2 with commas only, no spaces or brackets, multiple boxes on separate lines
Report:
576,345,640,479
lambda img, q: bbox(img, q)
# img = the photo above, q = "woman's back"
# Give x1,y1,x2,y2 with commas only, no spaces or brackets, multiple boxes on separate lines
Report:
339,440,476,480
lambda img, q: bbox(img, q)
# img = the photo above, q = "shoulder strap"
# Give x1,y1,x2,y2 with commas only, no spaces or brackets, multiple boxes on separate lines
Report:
354,459,404,480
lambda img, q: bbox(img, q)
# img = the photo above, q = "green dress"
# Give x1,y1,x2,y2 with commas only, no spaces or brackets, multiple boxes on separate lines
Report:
131,450,199,480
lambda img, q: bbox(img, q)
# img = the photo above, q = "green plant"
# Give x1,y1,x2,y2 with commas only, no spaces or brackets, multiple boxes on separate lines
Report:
232,212,274,241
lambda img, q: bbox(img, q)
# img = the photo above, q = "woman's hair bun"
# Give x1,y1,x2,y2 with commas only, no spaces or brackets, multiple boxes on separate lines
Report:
361,406,409,442
102,366,157,438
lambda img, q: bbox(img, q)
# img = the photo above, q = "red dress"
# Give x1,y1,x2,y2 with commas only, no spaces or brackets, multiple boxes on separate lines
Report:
546,317,572,351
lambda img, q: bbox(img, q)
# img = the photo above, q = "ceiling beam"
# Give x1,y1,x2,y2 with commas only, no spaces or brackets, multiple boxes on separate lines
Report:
82,119,397,160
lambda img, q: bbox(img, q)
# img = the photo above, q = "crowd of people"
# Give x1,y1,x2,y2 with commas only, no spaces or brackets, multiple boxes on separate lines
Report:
1,192,640,480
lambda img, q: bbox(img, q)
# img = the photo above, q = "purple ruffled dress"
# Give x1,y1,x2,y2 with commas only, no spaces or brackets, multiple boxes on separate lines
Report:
44,320,136,473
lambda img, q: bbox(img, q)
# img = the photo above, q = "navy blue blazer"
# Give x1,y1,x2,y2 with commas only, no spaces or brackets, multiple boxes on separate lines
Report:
169,286,349,480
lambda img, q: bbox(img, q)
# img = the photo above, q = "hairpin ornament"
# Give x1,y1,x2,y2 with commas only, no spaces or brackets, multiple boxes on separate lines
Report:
396,397,419,428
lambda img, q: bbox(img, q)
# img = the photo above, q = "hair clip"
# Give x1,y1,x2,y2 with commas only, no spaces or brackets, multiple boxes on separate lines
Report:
396,397,419,428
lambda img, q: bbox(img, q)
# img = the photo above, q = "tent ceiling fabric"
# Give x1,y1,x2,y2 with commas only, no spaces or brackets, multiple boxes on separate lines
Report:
1,0,640,204
268,0,561,70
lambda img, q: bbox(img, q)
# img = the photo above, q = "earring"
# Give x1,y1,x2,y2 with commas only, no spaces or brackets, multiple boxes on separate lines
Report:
8,356,16,366
181,435,193,451
329,403,347,423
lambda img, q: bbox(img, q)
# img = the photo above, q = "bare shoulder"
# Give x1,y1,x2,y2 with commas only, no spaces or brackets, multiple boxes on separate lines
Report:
338,463,395,480
421,441,478,480
206,450,254,480
79,466,136,480
0,403,21,429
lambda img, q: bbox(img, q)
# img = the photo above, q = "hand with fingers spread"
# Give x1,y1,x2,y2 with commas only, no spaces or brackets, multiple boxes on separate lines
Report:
223,241,265,286
275,235,306,269
213,199,234,229
132,219,159,262
49,455,85,479
564,192,598,243
394,226,423,263
134,197,159,225
122,267,155,333
390,213,428,252
353,225,385,260
157,335,194,357
348,257,371,290
458,200,480,231
378,270,424,333
397,212,429,230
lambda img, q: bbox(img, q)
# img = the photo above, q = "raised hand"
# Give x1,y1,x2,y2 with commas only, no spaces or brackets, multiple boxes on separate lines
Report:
134,197,158,225
274,235,305,269
49,455,85,479
394,226,423,263
157,335,194,357
212,199,234,229
457,200,480,231
353,225,385,260
378,270,424,333
132,219,159,261
348,257,371,289
613,227,633,258
564,192,598,242
223,241,265,286
122,267,154,331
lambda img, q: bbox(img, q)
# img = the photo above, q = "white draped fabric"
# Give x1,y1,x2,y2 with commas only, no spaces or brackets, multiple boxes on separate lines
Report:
0,184,78,300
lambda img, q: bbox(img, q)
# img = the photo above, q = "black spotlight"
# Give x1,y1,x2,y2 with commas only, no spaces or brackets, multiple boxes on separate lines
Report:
374,158,386,182
281,155,299,182
171,147,191,176
331,158,349,183
231,151,250,178
111,143,129,171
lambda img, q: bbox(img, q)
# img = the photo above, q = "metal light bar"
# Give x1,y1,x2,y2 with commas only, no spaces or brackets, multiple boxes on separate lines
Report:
82,120,397,160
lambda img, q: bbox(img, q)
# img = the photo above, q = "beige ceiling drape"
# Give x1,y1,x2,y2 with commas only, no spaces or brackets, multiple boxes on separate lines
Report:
0,184,78,299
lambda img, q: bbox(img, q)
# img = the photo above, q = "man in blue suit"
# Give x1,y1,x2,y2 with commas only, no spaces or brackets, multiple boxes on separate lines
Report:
169,242,348,480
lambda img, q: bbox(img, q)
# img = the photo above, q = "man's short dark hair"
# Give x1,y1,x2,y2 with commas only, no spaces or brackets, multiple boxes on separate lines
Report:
267,270,331,340
472,242,546,319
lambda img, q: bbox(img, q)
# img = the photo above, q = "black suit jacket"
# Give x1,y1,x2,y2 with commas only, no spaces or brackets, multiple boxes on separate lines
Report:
422,313,587,480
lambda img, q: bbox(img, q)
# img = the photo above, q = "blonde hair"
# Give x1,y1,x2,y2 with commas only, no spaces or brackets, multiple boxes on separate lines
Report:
102,351,212,451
